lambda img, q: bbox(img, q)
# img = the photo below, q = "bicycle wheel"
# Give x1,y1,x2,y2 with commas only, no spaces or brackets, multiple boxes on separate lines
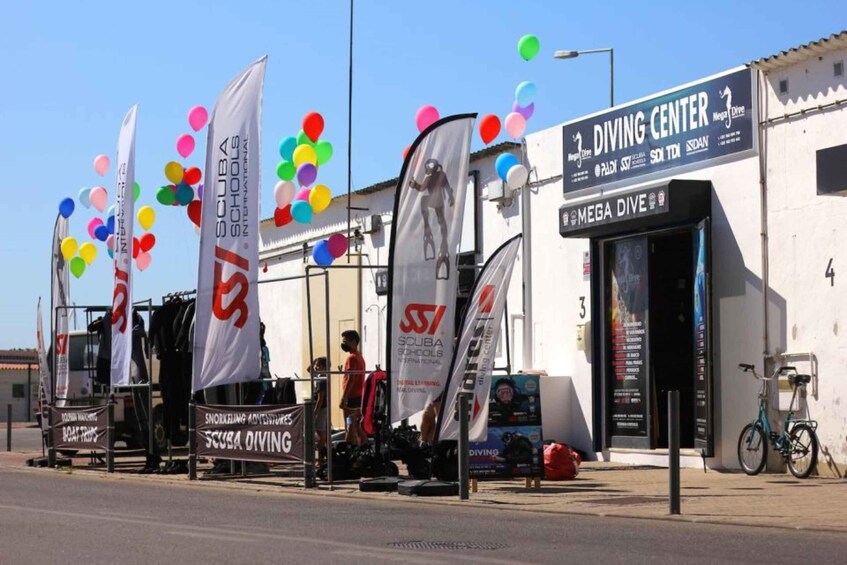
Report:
737,423,767,475
787,423,818,479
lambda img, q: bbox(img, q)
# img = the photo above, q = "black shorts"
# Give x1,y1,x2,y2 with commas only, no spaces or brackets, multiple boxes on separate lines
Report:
345,397,362,410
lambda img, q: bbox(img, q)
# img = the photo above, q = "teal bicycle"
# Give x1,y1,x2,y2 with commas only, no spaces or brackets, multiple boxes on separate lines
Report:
737,363,819,478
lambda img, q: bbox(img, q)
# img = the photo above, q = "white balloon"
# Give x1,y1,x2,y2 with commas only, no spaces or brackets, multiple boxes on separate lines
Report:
506,163,529,190
274,181,296,208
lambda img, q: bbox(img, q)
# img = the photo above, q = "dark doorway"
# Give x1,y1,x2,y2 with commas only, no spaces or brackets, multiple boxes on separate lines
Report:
648,230,694,448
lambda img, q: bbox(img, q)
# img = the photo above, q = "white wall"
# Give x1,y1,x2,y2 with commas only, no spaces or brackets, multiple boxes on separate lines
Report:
761,49,847,474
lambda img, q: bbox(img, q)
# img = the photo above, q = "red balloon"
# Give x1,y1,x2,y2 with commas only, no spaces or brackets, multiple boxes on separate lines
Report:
402,145,411,161
132,237,140,259
274,205,292,227
479,114,501,145
302,112,324,142
140,232,156,252
187,200,202,227
183,167,202,185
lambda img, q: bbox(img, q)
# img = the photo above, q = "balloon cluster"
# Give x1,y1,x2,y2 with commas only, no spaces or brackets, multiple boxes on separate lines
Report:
60,236,97,279
312,233,348,267
477,34,540,146
273,112,333,227
156,106,208,233
495,152,529,191
131,206,156,271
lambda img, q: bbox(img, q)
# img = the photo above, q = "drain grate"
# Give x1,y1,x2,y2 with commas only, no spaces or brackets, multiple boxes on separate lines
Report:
388,541,507,551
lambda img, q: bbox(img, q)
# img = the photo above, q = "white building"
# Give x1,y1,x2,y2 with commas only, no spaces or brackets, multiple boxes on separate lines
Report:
259,31,847,474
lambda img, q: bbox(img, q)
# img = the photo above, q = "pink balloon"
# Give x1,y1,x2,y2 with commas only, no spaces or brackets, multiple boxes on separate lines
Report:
87,217,104,240
295,188,311,202
176,134,195,159
505,112,527,139
89,186,108,213
136,251,152,272
106,234,115,251
188,106,208,132
415,105,440,132
94,154,110,177
327,233,348,258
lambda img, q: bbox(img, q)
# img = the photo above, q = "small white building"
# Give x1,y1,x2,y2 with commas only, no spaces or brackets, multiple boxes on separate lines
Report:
259,31,847,474
0,350,39,422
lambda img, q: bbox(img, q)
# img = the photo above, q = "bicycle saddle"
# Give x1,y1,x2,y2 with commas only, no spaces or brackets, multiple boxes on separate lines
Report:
789,374,811,386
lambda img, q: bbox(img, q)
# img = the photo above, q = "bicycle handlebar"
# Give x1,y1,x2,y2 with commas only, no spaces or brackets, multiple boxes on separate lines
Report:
737,363,796,381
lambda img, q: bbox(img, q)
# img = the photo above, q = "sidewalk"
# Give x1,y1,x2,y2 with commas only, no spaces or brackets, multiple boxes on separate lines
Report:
3,450,845,533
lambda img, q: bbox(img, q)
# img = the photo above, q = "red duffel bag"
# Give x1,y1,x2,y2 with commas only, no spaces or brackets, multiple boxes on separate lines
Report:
543,442,581,480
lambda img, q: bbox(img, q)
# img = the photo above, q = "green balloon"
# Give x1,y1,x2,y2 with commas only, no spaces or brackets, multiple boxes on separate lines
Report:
277,160,296,181
315,140,333,166
70,257,86,279
297,129,316,148
518,34,540,61
156,186,176,206
133,182,141,202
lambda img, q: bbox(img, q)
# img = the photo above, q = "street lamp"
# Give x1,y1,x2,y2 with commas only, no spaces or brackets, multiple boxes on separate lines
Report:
554,48,615,107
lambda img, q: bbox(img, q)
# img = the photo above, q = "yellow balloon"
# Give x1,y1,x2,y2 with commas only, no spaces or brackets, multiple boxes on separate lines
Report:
292,144,318,168
137,205,156,231
60,237,78,261
165,161,184,185
79,242,97,265
309,184,332,213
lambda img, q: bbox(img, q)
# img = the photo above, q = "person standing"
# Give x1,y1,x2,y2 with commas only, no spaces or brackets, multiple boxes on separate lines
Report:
311,357,329,467
339,330,367,447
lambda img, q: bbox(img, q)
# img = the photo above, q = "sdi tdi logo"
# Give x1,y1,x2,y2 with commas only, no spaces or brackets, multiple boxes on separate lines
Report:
213,246,249,328
112,267,129,334
399,303,446,335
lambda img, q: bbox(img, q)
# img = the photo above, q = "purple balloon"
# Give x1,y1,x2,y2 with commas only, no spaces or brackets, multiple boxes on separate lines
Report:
512,100,534,121
197,183,203,200
297,162,318,187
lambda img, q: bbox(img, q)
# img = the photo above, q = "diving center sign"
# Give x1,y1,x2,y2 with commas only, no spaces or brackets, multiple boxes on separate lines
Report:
563,68,755,193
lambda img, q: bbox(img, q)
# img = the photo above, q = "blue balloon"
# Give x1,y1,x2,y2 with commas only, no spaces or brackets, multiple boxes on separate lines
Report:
291,200,313,224
94,225,109,242
279,136,297,161
312,240,333,266
78,187,92,209
495,152,519,182
107,248,114,259
175,183,194,206
58,197,75,219
106,216,115,235
515,81,537,108
106,204,115,219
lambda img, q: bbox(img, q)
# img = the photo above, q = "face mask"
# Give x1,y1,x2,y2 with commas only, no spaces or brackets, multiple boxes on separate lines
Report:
340,343,350,352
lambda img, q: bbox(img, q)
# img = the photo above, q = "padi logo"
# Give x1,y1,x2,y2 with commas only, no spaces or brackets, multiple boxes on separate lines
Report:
713,86,745,129
686,135,709,153
594,159,617,178
567,131,592,169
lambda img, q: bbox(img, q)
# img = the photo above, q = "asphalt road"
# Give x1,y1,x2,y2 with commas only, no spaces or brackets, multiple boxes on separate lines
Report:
2,468,846,564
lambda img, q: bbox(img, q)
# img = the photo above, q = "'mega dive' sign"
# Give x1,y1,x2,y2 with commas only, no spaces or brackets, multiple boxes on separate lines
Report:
563,68,755,193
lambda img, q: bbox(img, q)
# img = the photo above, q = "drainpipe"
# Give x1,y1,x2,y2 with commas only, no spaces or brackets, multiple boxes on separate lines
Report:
757,68,770,358
520,140,534,370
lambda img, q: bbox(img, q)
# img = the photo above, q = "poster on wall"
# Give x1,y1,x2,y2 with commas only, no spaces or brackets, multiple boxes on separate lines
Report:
469,374,544,479
608,237,649,441
693,219,712,454
563,67,756,193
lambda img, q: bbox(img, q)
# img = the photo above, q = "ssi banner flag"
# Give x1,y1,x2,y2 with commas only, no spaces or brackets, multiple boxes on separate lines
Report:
50,406,109,452
36,298,51,407
195,404,305,464
193,57,267,392
387,114,476,423
51,214,69,407
436,234,522,442
111,105,138,387
563,67,755,193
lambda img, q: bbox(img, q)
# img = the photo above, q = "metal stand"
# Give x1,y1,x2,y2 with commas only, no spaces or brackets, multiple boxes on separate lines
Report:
6,404,11,452
458,392,470,501
304,400,314,488
188,400,196,480
107,396,115,473
47,405,56,467
669,390,680,515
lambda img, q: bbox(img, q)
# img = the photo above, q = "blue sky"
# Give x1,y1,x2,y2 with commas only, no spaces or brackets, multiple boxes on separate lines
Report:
0,0,843,347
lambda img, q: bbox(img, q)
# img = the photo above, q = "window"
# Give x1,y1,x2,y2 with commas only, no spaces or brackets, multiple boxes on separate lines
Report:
779,79,789,95
835,61,844,77
12,384,25,399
